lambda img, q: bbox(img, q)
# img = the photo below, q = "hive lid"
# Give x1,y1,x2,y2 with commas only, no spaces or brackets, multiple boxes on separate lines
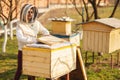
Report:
37,35,67,46
48,17,75,22
95,18,120,28
26,35,73,49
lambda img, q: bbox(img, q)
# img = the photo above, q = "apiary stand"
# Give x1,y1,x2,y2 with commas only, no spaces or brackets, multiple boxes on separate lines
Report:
60,47,87,80
77,47,87,80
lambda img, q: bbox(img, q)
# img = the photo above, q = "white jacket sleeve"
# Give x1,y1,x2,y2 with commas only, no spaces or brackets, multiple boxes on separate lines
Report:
38,22,50,35
16,26,37,44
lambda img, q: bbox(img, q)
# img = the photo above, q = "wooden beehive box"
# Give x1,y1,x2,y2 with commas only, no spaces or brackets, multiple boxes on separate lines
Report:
22,36,76,79
51,17,74,35
53,33,81,47
52,21,71,35
82,18,120,53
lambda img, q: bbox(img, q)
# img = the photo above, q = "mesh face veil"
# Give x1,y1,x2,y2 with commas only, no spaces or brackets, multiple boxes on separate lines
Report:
20,4,38,23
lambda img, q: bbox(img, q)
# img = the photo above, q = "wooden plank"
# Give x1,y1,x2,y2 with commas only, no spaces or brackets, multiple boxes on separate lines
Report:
23,69,50,78
102,32,108,53
77,48,87,80
23,61,50,69
86,31,89,51
82,23,112,32
91,31,95,52
106,33,109,53
109,31,114,53
102,32,104,52
23,66,50,74
51,48,76,59
87,31,91,51
98,32,103,52
23,47,51,53
23,55,50,64
66,22,72,35
52,22,66,33
52,21,71,35
94,31,99,52
23,50,50,57
102,32,106,53
83,31,88,51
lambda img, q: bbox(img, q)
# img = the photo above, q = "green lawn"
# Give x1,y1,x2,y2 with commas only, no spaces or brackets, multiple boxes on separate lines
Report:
0,6,120,80
0,36,45,80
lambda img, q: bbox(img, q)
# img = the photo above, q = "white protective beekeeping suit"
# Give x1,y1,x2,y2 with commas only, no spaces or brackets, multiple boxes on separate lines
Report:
16,4,50,50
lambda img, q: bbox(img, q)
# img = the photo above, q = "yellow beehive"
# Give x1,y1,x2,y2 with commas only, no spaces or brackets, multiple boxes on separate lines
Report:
22,43,76,79
52,21,72,35
82,18,120,53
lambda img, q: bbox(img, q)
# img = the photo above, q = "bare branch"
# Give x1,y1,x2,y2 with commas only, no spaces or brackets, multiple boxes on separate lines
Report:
0,13,8,20
70,0,83,16
0,15,5,24
83,0,89,21
97,0,102,6
1,0,10,7
0,14,8,24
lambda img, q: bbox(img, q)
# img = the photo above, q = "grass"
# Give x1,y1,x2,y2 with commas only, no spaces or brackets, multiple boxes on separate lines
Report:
85,53,120,80
0,6,120,80
0,36,17,80
0,36,46,80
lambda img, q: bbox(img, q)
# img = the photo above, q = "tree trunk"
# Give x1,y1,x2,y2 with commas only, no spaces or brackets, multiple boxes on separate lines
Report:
89,0,99,19
109,0,120,17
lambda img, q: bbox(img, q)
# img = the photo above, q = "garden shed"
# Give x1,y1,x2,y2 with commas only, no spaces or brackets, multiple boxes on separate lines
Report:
82,18,120,53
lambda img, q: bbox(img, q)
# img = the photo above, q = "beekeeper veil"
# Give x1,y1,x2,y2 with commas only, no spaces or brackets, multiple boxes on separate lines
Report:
20,4,38,23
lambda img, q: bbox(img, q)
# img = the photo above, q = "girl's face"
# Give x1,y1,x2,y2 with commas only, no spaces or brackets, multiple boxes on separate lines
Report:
27,8,33,21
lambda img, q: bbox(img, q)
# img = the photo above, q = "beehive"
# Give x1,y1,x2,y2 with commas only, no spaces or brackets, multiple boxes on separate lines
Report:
22,43,76,79
52,21,72,35
50,17,74,35
53,33,81,47
82,18,120,53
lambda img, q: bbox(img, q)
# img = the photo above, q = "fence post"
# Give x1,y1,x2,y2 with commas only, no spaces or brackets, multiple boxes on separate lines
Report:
2,25,7,53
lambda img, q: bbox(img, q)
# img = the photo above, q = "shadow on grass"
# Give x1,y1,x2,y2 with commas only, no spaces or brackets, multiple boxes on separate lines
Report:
0,53,17,60
0,53,17,80
0,68,16,80
0,68,28,80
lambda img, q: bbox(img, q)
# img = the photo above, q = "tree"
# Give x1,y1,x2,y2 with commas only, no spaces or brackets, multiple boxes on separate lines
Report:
0,0,19,53
89,0,99,19
0,0,19,25
109,0,120,17
71,0,119,23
